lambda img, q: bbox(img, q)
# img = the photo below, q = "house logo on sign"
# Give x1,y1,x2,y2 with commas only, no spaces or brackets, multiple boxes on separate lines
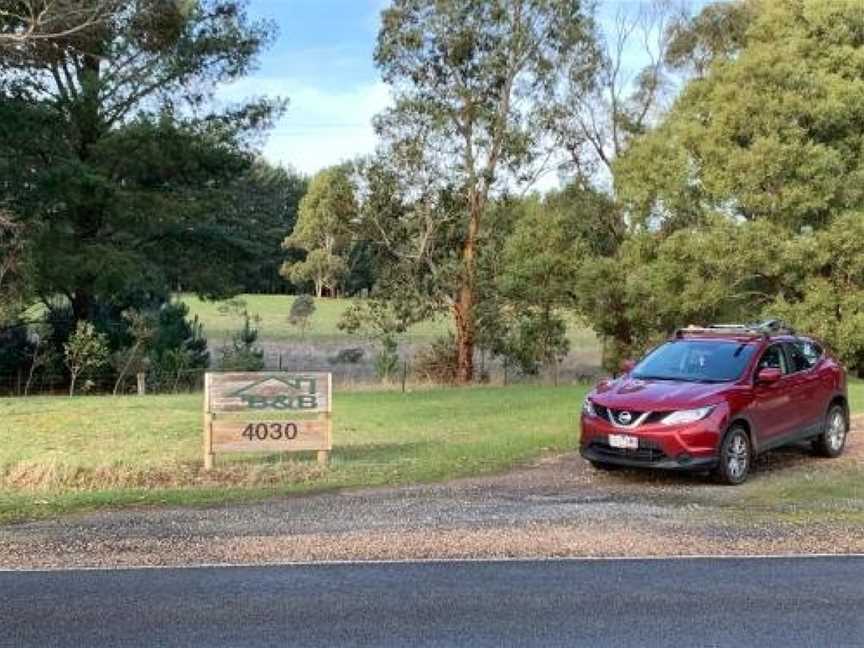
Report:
229,376,320,410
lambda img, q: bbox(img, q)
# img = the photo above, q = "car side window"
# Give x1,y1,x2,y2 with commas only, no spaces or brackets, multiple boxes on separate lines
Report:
790,341,821,371
757,344,788,374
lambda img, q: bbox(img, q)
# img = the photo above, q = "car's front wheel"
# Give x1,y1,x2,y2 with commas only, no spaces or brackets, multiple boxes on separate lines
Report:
714,426,752,485
813,404,848,458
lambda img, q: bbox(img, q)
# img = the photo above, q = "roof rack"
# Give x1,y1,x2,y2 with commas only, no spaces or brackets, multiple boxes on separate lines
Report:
674,319,796,339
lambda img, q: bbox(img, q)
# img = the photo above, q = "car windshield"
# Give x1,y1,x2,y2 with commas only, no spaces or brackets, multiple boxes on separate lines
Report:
631,340,757,383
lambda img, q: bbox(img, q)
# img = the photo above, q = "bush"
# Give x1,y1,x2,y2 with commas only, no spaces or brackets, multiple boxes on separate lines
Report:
219,310,265,371
147,302,209,392
288,294,316,338
374,336,399,381
64,321,109,396
498,312,570,376
413,335,459,384
330,347,365,364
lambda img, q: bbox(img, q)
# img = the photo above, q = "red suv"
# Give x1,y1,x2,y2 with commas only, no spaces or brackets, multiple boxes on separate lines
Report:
580,322,849,484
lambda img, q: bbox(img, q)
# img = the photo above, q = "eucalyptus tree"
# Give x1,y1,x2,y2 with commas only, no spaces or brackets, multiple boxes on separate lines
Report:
282,165,356,298
372,0,597,383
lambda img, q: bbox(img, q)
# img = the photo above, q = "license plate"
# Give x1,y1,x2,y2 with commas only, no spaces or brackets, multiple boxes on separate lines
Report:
608,434,639,450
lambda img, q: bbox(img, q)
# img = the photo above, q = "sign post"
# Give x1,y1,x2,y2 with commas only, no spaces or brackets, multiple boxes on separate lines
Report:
203,371,332,469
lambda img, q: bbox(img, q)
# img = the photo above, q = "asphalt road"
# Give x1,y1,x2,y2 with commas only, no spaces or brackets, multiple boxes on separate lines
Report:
2,556,863,647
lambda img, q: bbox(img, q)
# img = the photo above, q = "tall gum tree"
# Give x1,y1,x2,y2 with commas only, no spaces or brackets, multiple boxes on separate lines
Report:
374,0,596,383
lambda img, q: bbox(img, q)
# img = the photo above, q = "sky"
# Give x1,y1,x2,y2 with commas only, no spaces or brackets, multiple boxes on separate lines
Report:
221,0,390,176
228,0,708,180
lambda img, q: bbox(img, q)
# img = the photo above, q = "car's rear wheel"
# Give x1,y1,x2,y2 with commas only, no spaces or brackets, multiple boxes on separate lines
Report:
589,460,620,471
813,404,848,458
714,426,752,485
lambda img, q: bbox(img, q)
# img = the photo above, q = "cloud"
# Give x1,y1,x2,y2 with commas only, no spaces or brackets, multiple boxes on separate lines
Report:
218,77,391,176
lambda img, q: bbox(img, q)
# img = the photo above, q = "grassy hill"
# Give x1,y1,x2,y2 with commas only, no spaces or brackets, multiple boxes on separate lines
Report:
178,294,450,344
179,294,600,357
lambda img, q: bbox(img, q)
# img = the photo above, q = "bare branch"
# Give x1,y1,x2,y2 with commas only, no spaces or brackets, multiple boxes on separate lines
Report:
0,0,119,47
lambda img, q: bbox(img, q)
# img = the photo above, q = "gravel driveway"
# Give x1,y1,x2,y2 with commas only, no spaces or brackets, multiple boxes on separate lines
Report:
2,418,862,569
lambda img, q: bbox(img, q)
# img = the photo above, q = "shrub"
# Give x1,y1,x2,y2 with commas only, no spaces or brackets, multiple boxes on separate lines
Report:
330,347,365,364
288,294,316,338
219,310,265,371
64,321,109,396
413,335,459,384
147,302,209,392
374,336,400,381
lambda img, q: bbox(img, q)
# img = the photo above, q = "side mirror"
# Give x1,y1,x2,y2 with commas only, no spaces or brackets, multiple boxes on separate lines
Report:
619,359,636,374
756,367,782,384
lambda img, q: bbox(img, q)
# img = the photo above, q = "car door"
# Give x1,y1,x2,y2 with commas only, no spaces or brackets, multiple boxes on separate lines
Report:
782,341,824,434
750,343,797,447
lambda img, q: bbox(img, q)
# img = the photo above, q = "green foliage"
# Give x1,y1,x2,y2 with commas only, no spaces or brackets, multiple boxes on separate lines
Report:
282,165,356,297
288,294,316,339
586,0,864,373
767,213,864,375
64,321,109,396
111,309,156,395
226,160,308,294
370,0,598,382
0,323,33,379
664,0,754,76
413,335,459,384
147,302,209,392
498,311,570,377
617,0,864,232
0,214,30,325
219,309,265,371
373,335,400,382
0,0,283,328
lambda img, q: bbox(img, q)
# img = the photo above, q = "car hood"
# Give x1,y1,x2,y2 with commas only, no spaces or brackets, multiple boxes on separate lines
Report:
591,376,731,411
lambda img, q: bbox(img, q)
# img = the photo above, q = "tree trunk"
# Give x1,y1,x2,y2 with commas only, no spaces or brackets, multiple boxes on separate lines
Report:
24,343,40,397
454,201,481,384
453,297,474,384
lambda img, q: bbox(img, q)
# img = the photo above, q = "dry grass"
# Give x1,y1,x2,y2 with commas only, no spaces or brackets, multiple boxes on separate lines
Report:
1,459,327,493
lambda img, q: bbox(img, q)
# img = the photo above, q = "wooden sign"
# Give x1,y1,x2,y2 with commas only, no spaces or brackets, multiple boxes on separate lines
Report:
203,372,332,469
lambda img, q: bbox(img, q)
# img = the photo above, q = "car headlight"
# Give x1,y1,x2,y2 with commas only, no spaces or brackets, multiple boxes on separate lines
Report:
660,406,714,426
582,396,596,417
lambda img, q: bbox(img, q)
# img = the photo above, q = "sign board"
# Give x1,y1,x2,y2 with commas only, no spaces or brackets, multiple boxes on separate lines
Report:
203,372,332,469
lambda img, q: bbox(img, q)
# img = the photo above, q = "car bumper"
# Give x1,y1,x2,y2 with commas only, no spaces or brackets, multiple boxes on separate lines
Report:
579,443,717,471
579,407,728,471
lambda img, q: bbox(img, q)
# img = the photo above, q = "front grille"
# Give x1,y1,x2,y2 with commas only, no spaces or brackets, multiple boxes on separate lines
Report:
606,407,645,426
593,404,670,427
589,439,667,464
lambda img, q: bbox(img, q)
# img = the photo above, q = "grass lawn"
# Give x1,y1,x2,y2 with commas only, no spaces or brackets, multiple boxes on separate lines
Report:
178,294,450,344
178,293,601,353
0,384,586,524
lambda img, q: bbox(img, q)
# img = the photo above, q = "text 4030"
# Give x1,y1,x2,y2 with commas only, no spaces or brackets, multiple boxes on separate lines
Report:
242,422,299,441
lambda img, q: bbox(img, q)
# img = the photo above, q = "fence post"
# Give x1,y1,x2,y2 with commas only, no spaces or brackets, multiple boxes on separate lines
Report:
401,358,408,393
136,372,146,396
503,358,508,386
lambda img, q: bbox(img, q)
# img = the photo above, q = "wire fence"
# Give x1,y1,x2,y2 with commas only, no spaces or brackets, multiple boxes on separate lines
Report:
0,358,602,398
